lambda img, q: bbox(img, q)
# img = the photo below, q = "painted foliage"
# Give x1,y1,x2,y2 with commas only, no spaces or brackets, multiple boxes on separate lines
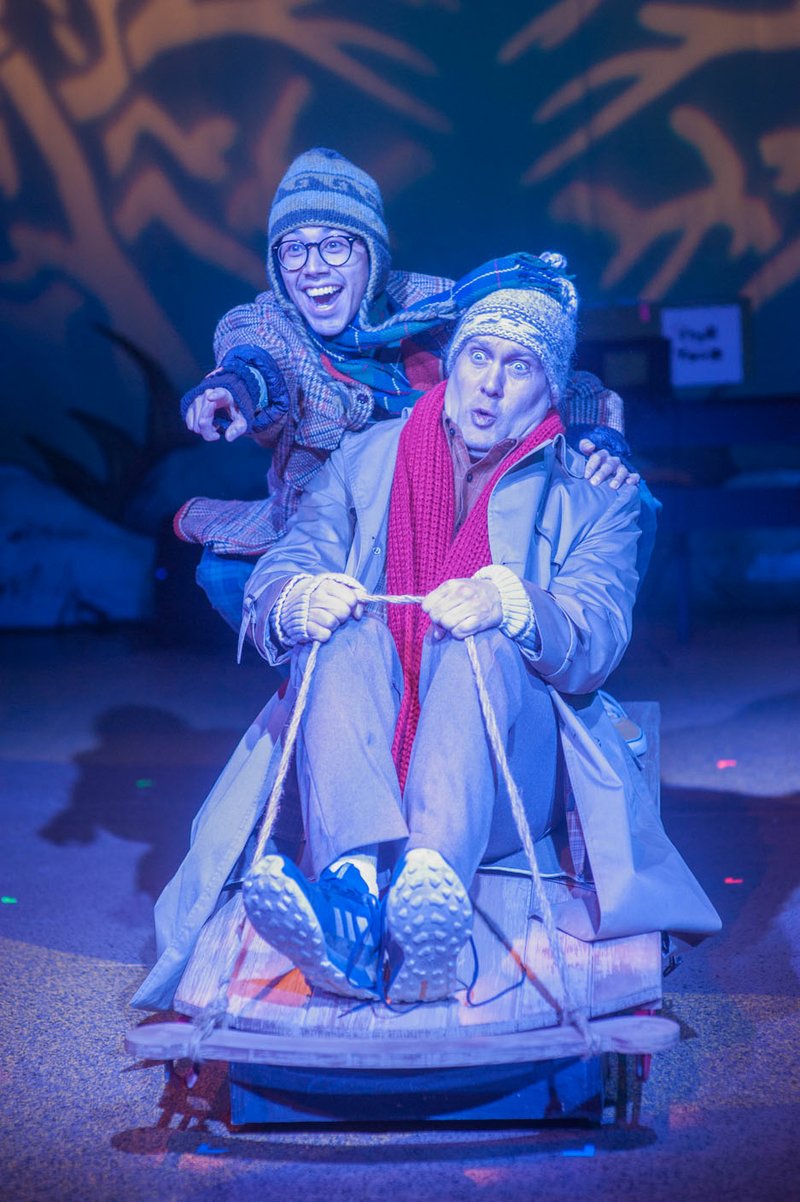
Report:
1,0,798,484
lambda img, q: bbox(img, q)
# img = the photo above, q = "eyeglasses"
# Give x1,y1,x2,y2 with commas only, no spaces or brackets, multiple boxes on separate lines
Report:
273,234,362,271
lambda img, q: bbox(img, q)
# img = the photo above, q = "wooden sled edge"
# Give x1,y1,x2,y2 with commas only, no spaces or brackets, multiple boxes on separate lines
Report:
125,1013,679,1070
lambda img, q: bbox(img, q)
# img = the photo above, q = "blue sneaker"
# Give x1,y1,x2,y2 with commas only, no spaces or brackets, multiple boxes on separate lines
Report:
384,848,472,1004
243,855,381,999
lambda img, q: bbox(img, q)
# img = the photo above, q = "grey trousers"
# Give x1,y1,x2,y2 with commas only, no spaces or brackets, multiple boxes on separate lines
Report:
291,614,559,888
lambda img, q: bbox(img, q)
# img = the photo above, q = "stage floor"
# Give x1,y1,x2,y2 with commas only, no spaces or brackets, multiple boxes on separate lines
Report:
1,612,798,1201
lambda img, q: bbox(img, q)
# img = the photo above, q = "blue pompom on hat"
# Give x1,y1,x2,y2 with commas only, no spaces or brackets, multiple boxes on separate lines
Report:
266,148,390,312
445,253,578,412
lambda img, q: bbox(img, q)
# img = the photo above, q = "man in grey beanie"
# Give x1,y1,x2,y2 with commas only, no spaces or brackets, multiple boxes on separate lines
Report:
135,261,720,1020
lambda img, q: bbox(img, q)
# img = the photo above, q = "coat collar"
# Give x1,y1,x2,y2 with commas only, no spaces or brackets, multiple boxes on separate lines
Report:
339,415,577,531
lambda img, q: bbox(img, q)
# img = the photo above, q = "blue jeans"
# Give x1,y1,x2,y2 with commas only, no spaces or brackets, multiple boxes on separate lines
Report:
195,547,253,633
291,615,559,888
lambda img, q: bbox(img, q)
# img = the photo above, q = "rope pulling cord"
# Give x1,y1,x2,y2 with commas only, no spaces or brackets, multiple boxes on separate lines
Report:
196,592,599,1057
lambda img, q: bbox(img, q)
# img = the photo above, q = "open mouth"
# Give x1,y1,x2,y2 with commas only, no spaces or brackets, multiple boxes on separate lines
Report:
304,285,343,308
471,408,497,429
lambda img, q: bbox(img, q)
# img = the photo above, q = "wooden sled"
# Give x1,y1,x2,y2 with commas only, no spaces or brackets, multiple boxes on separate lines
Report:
127,703,676,1123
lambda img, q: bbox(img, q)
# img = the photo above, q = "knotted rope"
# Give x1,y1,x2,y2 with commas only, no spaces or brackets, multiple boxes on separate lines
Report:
462,633,598,1052
193,593,598,1057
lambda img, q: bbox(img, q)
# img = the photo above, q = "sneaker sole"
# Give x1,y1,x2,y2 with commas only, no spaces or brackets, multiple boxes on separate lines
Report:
385,853,472,1004
242,856,377,1001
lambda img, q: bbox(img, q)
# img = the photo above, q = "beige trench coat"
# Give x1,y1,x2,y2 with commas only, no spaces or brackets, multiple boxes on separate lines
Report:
133,418,720,1012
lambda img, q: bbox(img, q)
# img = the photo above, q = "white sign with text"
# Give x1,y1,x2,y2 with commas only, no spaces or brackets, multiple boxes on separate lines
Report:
660,304,745,388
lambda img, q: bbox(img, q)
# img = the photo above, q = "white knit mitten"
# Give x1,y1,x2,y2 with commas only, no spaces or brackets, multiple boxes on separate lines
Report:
473,565,536,641
273,572,365,646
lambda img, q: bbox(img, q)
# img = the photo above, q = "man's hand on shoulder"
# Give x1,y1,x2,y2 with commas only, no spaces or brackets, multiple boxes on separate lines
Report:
578,438,640,490
185,387,247,442
422,578,502,641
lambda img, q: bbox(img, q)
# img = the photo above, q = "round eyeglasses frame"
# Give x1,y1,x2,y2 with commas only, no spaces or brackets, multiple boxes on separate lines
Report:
273,234,362,271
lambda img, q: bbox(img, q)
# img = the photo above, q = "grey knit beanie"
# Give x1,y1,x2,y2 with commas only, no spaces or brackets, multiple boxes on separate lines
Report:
266,147,390,312
445,253,578,411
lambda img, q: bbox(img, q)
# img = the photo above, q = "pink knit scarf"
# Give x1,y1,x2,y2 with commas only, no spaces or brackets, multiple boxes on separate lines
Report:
386,380,564,788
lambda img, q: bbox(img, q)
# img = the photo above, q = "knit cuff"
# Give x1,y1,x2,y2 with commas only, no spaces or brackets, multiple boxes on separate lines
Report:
220,345,290,432
474,565,536,641
179,345,290,433
566,423,632,465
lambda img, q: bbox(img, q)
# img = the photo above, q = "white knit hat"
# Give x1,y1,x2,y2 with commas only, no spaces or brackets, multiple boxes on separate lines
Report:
445,253,578,410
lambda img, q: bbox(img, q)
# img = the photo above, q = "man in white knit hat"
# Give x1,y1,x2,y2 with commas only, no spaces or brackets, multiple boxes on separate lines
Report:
193,258,717,1009
134,259,720,1017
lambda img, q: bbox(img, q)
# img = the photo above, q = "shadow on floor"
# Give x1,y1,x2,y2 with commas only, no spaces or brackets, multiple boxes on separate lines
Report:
660,780,799,998
37,703,251,900
112,1052,658,1159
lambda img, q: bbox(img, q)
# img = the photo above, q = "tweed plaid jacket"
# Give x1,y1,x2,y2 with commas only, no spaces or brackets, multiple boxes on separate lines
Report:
176,270,626,555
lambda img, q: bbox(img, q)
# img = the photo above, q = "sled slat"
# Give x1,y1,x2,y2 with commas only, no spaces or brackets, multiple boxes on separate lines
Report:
175,878,662,1040
127,1013,679,1070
